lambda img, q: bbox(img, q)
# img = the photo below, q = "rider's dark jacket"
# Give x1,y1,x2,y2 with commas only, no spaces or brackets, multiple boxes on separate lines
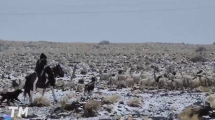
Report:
35,53,47,77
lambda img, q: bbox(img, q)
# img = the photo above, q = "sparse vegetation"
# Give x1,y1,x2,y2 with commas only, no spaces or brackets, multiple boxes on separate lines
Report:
56,80,65,89
78,79,84,84
1,40,215,119
102,94,120,104
127,98,140,107
80,69,87,75
32,97,52,107
195,46,206,52
190,55,207,63
60,96,69,108
98,40,110,45
196,86,213,93
206,94,215,108
83,100,101,117
178,106,201,120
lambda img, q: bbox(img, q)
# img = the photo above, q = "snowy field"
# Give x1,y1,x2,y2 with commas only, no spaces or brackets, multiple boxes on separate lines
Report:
0,41,215,120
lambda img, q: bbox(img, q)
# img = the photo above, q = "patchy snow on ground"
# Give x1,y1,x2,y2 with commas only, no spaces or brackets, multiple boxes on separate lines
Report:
0,81,208,120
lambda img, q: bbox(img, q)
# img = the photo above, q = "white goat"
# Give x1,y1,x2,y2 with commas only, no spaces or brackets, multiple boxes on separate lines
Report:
130,70,143,84
100,72,113,81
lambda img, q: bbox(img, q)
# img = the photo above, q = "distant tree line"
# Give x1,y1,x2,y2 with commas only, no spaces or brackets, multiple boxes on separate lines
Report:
98,40,110,45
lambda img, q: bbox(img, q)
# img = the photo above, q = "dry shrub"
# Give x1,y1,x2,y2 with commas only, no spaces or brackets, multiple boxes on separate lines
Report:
8,113,22,120
142,116,150,120
206,94,215,102
32,97,51,107
11,116,21,120
190,55,207,63
59,94,78,108
195,46,206,52
103,105,113,113
59,97,69,108
103,94,120,104
65,81,76,89
206,94,215,108
139,84,149,90
127,98,140,107
56,80,65,88
80,69,87,75
83,100,101,117
178,106,201,120
85,100,100,111
196,86,213,93
115,115,121,120
133,90,141,94
76,84,84,92
63,101,84,112
141,75,147,79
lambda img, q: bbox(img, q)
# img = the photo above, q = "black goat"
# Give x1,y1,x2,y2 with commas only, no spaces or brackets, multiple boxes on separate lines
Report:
118,70,123,74
84,77,96,95
12,79,21,89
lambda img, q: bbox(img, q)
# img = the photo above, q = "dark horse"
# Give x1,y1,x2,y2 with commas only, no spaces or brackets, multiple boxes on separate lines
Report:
24,64,64,103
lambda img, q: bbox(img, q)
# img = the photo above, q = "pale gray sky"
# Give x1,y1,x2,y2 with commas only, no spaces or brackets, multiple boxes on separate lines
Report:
0,0,215,44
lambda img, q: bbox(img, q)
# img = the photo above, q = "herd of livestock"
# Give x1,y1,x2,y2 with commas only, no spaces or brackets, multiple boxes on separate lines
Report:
97,59,215,91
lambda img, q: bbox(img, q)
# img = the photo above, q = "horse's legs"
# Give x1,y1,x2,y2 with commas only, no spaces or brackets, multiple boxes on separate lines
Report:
30,90,33,103
42,88,46,96
50,86,57,103
33,77,38,93
30,77,38,103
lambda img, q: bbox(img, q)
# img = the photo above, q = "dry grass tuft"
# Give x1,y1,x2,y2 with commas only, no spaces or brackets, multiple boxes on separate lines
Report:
206,94,215,102
59,94,78,108
65,81,76,90
11,117,21,120
196,86,213,93
76,84,84,92
206,94,215,108
103,94,120,104
59,97,69,108
55,80,65,89
11,116,22,120
10,113,22,120
142,116,150,120
85,100,100,110
32,97,51,107
139,84,149,90
127,98,140,107
178,106,206,120
83,100,101,117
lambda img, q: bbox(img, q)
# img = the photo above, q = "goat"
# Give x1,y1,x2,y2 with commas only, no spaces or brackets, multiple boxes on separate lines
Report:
84,77,96,95
117,69,131,81
139,75,163,89
11,79,24,90
123,76,135,90
107,74,118,88
99,72,113,81
130,70,143,84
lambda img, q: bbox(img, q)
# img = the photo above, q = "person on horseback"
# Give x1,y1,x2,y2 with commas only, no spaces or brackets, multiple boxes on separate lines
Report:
35,53,47,79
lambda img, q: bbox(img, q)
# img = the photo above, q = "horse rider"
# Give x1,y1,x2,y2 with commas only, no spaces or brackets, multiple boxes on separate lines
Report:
35,53,48,79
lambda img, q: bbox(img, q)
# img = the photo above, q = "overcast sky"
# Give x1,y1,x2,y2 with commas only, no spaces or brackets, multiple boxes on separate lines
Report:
0,0,215,44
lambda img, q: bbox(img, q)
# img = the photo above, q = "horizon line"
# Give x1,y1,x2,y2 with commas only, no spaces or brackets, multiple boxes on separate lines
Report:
0,39,211,45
